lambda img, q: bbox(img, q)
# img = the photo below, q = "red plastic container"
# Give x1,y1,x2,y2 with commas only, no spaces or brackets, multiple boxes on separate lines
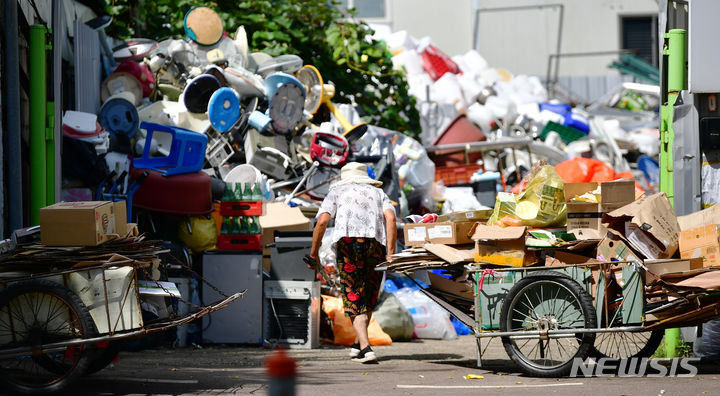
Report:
130,167,213,215
220,201,265,217
217,234,262,251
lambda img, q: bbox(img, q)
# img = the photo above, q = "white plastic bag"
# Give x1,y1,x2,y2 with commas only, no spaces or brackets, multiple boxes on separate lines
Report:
393,287,457,340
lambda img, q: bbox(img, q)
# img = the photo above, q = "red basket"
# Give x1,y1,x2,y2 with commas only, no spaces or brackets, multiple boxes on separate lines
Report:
435,164,484,186
220,200,265,217
217,234,262,251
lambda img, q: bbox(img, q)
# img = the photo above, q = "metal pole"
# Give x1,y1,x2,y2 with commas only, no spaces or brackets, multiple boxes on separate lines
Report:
30,24,48,225
4,0,23,234
660,28,687,358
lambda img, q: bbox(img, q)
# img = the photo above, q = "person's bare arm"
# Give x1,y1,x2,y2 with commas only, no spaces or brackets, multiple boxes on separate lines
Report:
309,212,331,266
384,208,397,261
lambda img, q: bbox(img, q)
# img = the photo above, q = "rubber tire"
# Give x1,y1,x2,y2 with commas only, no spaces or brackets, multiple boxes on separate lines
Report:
500,271,597,377
84,341,121,375
0,280,97,394
589,329,664,359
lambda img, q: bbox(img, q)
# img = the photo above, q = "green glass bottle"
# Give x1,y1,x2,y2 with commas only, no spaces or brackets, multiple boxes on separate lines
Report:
233,182,243,201
238,216,249,234
221,217,231,235
251,182,263,201
221,182,234,201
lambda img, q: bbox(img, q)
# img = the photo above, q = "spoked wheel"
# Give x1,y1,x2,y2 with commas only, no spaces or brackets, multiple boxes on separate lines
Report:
500,271,597,377
0,280,97,394
591,329,664,359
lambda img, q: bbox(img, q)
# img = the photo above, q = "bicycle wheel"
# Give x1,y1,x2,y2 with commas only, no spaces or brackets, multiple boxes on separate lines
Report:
591,329,664,359
500,271,596,377
0,280,97,394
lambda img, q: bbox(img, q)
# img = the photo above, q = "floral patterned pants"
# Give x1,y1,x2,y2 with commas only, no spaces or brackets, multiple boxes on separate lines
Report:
336,237,386,316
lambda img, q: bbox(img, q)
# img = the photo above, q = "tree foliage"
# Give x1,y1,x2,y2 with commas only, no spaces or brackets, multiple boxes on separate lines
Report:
106,0,420,137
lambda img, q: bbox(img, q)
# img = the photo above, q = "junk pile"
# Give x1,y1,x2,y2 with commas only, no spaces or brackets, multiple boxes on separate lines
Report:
388,168,720,338
58,6,673,348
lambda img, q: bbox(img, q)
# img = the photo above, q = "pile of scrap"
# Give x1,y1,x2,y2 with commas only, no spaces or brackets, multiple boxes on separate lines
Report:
397,163,720,328
0,234,166,275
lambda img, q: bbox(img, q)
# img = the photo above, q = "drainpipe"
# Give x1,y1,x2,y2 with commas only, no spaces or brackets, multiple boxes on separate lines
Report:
4,0,23,234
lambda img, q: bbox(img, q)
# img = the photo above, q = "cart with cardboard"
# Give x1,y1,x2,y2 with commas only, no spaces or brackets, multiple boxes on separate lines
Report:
0,221,244,394
386,193,720,378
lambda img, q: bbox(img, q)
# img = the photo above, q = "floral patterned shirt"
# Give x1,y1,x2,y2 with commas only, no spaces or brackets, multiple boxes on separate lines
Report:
317,183,395,246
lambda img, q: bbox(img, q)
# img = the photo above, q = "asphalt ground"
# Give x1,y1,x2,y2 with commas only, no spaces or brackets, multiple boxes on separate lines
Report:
70,335,720,396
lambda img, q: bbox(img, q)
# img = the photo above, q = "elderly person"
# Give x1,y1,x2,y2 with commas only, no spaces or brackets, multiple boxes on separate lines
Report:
310,162,396,364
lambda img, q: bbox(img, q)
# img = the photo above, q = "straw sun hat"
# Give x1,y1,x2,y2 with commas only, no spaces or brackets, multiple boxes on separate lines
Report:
330,162,382,188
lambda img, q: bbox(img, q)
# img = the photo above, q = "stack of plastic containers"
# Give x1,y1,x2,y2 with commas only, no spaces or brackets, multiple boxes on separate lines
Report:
218,182,265,250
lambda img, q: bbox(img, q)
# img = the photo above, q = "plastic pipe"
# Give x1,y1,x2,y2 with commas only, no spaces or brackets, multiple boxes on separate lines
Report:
29,24,48,225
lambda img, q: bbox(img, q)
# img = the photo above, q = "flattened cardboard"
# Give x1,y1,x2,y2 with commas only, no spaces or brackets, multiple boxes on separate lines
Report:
403,221,475,247
471,224,533,266
602,192,680,259
437,209,494,223
679,224,720,268
644,258,704,280
423,243,475,264
565,180,635,238
428,272,473,299
40,201,118,246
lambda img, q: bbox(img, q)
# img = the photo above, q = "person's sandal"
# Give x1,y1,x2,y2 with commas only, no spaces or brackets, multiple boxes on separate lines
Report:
351,346,378,364
349,343,361,358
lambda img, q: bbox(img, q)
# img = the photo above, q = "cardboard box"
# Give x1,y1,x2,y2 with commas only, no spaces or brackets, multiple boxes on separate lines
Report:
403,221,475,247
436,209,493,223
565,180,635,238
678,203,720,231
40,201,121,246
471,224,534,267
602,192,680,259
596,232,643,263
259,202,312,271
680,224,720,268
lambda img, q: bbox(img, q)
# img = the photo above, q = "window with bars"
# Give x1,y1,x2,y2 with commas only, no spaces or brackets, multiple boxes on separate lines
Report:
621,16,659,67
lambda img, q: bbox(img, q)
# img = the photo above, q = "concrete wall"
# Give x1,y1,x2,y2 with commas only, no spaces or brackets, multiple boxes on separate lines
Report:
389,0,474,58
388,0,658,77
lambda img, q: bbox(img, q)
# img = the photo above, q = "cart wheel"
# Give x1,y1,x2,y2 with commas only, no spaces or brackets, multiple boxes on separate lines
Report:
84,341,121,375
590,329,664,359
0,280,97,394
500,271,596,377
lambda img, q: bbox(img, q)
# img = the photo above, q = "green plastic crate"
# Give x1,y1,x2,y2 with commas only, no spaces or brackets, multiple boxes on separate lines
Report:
540,121,587,144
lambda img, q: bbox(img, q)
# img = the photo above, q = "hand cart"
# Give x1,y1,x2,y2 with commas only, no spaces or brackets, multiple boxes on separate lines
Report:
381,259,720,377
0,239,244,394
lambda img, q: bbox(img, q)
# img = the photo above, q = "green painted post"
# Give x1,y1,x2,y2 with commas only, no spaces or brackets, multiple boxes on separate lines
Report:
659,28,687,358
29,25,49,225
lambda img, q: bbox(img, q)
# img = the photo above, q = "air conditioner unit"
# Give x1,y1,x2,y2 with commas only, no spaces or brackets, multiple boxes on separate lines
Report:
263,280,320,349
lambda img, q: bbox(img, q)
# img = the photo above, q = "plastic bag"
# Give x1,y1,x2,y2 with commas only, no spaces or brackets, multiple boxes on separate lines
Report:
177,215,217,253
488,165,566,227
373,292,415,341
321,295,392,346
393,287,457,340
